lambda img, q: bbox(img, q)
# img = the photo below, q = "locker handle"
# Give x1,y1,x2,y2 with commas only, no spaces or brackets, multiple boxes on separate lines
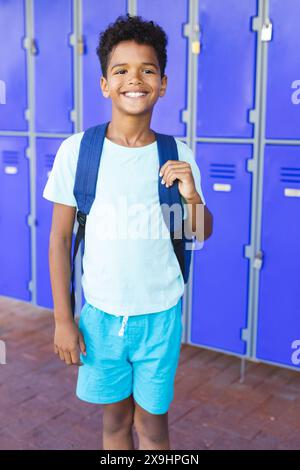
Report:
253,250,263,270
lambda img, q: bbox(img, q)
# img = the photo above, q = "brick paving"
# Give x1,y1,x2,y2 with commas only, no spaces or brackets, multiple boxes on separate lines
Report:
0,295,300,450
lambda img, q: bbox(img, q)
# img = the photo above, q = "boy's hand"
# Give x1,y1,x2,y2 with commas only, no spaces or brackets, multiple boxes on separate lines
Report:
159,161,198,201
54,318,86,366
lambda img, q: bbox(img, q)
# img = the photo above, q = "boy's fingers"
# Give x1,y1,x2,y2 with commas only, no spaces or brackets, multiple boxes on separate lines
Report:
78,333,87,356
63,350,72,366
58,348,65,361
70,349,83,366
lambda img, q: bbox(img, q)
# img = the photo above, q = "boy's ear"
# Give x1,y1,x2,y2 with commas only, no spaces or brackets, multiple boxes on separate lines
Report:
159,74,168,97
100,76,110,98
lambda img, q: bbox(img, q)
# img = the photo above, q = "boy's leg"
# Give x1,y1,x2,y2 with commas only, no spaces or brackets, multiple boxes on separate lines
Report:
133,402,170,450
102,394,135,450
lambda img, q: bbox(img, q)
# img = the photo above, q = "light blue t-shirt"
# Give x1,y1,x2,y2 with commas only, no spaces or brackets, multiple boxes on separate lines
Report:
43,132,206,316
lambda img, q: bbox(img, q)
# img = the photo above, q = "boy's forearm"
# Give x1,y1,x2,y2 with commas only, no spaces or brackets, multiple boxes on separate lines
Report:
183,192,213,242
49,236,74,324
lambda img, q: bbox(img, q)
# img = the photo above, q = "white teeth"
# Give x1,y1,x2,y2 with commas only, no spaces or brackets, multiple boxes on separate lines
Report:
124,92,147,97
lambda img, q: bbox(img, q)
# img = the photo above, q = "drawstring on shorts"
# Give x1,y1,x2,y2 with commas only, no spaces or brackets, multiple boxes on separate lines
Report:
118,314,129,337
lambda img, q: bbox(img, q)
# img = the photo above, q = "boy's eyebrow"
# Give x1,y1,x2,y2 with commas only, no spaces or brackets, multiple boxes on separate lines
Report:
110,62,158,70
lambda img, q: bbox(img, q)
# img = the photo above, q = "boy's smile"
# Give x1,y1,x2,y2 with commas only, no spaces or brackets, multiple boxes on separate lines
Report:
100,40,167,117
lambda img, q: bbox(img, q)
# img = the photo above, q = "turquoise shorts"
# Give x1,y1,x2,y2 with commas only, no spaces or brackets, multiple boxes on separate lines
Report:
76,297,183,415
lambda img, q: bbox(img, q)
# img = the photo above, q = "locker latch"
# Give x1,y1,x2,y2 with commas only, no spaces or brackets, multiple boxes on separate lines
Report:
253,250,263,270
261,19,273,42
23,37,38,56
78,37,85,55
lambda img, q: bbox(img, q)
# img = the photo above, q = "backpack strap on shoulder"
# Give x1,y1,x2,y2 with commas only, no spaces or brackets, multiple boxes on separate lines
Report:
70,121,110,316
155,132,192,283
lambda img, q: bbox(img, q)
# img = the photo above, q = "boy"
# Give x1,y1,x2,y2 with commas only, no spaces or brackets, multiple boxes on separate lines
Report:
43,14,213,451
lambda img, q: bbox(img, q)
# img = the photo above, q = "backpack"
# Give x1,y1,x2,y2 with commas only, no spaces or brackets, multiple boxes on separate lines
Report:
70,122,195,317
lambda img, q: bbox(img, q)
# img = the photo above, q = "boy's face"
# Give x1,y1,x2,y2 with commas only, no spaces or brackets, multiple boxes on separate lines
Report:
100,40,167,116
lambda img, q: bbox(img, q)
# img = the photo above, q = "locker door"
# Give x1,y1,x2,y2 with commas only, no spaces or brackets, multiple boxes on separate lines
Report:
0,137,31,300
256,146,300,368
266,0,300,139
82,0,127,129
0,0,27,131
138,0,189,136
34,0,74,133
197,0,257,138
36,138,76,309
191,143,252,355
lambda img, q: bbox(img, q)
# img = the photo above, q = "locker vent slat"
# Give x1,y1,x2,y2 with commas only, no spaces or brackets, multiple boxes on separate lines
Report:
210,163,236,180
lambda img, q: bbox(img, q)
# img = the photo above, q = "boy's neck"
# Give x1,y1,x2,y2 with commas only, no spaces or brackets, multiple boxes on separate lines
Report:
106,116,155,147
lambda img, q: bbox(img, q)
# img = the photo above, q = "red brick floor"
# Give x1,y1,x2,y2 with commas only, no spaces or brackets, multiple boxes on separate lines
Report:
1,295,300,450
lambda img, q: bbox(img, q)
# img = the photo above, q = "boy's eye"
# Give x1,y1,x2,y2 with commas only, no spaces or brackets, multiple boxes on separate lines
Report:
115,69,154,74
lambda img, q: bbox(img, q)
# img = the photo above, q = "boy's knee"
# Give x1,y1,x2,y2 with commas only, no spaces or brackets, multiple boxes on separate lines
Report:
103,397,135,434
133,406,169,442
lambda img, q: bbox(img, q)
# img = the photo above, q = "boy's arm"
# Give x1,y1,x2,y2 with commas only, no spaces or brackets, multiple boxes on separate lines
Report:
49,203,76,323
183,192,213,242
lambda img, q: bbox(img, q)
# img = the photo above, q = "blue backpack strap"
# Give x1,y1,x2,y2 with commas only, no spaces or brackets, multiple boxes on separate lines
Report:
70,121,109,316
155,132,194,284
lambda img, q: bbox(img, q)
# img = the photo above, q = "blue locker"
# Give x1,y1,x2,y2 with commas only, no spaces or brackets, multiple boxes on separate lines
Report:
0,0,27,131
138,0,189,136
0,137,31,300
36,138,62,309
265,0,300,139
34,0,74,133
191,143,252,355
197,0,257,138
256,146,300,367
82,0,127,129
36,138,76,309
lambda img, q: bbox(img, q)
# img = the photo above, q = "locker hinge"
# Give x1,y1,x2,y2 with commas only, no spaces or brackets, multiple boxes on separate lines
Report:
69,109,76,123
261,19,273,42
251,17,261,32
244,245,252,259
181,109,189,123
28,280,33,293
27,214,36,227
23,37,38,55
24,109,30,121
253,250,264,270
251,16,273,42
25,147,32,160
69,34,85,55
246,158,255,173
241,327,250,343
183,23,201,55
248,109,257,124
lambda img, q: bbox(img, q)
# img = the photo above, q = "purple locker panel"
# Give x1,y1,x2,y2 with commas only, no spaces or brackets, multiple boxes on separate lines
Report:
82,0,127,129
256,146,300,367
266,0,300,139
0,0,27,131
36,138,73,308
191,143,252,354
36,138,80,310
34,0,74,133
197,0,257,138
137,0,188,136
0,137,30,300
36,138,62,309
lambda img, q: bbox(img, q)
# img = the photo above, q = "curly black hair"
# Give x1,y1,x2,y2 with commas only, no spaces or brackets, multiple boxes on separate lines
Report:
96,13,168,80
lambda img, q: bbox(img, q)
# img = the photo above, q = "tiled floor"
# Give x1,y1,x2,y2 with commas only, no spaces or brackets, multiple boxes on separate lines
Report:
1,295,300,450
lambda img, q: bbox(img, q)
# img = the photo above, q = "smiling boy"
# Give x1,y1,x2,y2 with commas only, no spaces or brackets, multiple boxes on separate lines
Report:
43,14,213,451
